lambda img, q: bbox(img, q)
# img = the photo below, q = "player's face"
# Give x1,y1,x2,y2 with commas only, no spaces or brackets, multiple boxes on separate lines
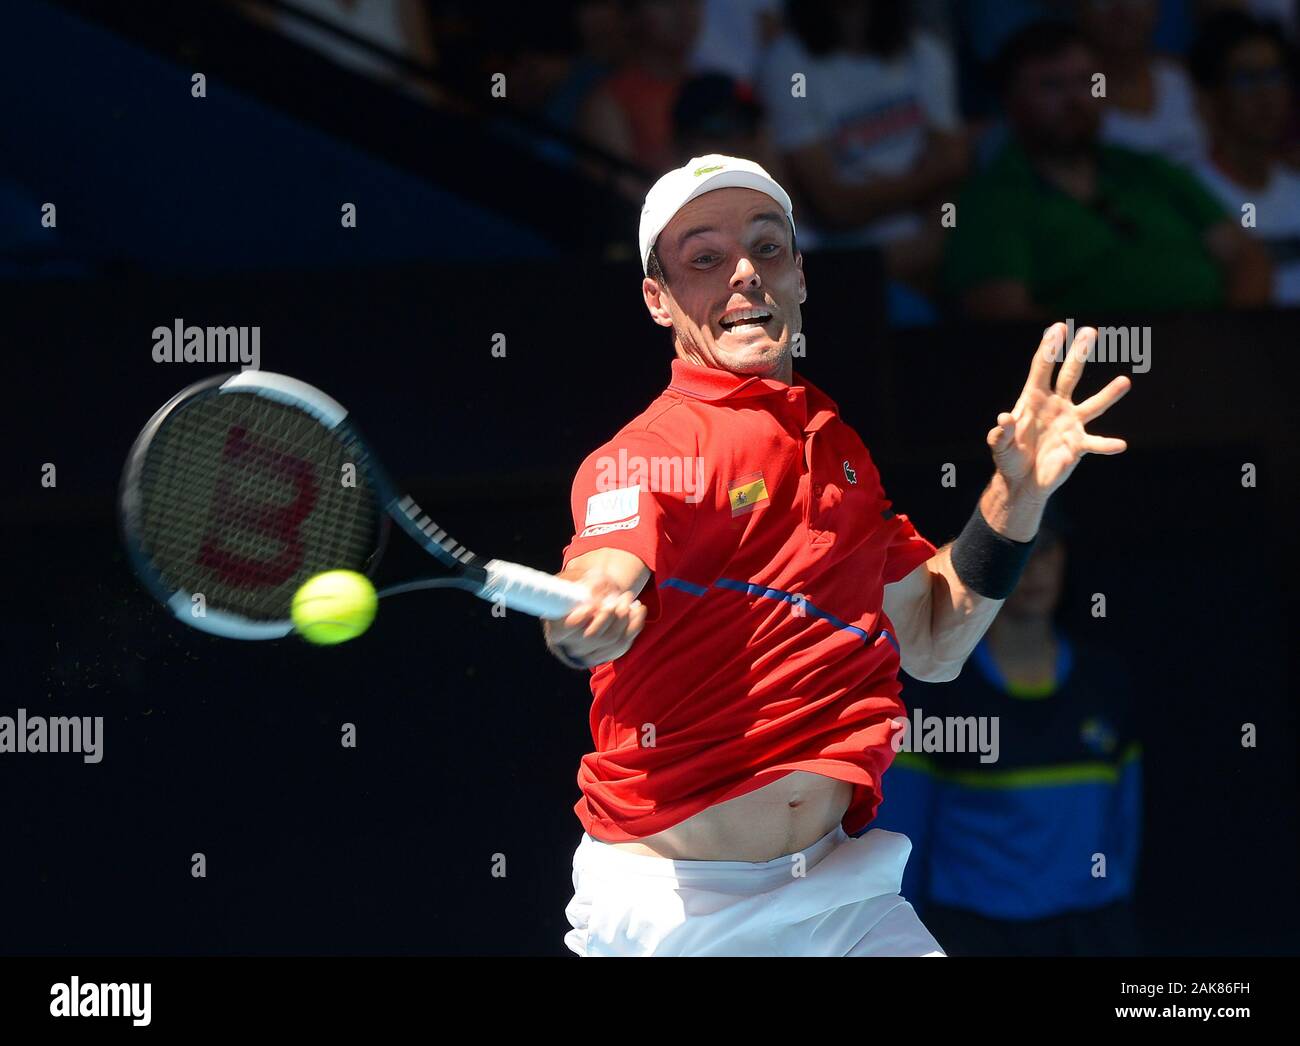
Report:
644,188,806,383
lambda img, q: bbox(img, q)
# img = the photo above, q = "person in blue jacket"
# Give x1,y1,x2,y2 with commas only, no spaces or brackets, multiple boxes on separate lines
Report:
873,507,1142,955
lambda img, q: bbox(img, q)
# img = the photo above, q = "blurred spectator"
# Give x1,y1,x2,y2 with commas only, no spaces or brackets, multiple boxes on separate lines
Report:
872,515,1144,956
1198,0,1299,41
670,73,780,173
494,37,575,118
1250,0,1299,38
476,5,631,182
959,0,1072,66
237,0,440,105
945,21,1272,319
955,0,1076,117
911,0,957,46
578,0,704,196
955,1,1200,119
754,0,967,294
482,7,608,122
1079,0,1207,166
542,2,632,135
1190,10,1300,303
687,0,784,88
957,0,1216,61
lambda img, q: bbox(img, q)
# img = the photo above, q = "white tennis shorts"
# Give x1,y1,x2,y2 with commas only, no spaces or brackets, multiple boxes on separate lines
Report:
564,825,945,957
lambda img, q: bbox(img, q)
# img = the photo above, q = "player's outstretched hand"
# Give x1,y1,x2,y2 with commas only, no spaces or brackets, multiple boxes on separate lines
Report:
988,322,1132,500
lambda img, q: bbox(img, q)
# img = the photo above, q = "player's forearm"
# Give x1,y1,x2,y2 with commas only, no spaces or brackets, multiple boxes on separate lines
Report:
977,471,1046,543
917,545,1004,680
916,476,1045,677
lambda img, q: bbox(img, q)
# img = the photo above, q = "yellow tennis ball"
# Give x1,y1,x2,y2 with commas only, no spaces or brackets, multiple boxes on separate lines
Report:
291,570,377,645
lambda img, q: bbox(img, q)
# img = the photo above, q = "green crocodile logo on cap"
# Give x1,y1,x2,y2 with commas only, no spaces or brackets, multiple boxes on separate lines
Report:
693,164,724,177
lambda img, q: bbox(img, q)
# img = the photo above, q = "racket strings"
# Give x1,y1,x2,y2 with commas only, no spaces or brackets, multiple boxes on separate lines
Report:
137,394,381,621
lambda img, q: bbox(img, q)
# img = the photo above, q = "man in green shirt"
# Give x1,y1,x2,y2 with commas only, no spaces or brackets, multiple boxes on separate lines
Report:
945,21,1271,319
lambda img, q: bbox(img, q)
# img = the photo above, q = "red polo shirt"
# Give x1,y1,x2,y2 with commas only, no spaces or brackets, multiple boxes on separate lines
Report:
562,359,936,842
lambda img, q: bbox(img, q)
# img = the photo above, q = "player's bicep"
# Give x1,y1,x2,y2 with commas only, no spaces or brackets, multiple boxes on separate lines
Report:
562,430,704,620
883,560,936,674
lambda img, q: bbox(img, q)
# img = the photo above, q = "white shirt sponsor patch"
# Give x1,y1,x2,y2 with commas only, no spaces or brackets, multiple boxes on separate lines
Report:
580,516,641,538
585,485,640,527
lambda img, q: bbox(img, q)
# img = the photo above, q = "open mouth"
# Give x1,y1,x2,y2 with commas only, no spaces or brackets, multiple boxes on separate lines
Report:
719,309,773,334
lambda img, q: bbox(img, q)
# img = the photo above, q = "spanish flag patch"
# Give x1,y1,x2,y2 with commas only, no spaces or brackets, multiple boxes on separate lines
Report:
727,471,769,517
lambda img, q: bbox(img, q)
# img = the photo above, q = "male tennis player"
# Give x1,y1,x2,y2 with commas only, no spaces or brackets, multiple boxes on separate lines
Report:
543,154,1130,957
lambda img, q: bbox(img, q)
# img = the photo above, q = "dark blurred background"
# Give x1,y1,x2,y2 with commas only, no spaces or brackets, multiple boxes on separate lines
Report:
2,0,1297,955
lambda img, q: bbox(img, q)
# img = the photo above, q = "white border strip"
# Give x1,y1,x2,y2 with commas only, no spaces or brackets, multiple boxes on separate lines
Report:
219,371,348,429
167,591,295,640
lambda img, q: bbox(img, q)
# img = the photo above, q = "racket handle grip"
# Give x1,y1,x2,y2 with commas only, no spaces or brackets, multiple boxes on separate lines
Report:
478,559,596,618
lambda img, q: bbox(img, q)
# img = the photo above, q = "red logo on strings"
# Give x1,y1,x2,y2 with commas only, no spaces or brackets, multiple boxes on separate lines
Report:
196,425,319,587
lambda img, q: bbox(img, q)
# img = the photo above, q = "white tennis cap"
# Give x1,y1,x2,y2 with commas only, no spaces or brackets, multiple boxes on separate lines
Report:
638,154,796,275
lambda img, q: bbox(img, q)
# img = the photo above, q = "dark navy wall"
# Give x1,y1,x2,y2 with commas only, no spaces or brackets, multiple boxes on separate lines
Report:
5,260,1297,955
1,0,555,275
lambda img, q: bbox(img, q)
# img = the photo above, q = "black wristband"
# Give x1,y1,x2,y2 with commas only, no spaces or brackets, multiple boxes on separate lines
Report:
950,505,1037,600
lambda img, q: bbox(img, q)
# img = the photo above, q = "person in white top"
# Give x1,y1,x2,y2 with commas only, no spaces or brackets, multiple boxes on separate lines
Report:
754,0,967,289
1078,0,1207,166
1190,8,1300,305
238,0,438,104
688,0,784,87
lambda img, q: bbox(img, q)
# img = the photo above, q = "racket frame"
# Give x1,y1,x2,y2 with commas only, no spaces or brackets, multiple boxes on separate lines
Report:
120,371,590,639
121,372,407,639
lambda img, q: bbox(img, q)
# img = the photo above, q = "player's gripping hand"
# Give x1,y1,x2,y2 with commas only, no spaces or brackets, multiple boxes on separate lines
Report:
542,548,650,669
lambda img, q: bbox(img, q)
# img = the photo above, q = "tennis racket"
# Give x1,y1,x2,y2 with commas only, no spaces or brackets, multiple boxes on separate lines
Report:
119,370,596,639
